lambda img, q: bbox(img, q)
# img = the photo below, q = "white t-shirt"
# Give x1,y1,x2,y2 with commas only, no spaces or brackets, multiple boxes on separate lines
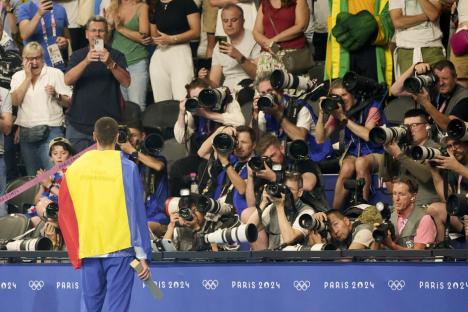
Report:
389,0,443,48
212,30,261,91
60,0,80,28
11,66,72,128
0,87,12,154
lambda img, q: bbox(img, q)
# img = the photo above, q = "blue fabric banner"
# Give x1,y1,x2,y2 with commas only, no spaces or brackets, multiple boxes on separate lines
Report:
0,262,467,311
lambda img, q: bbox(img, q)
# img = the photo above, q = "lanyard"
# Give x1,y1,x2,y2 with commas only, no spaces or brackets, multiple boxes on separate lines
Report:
40,10,57,43
458,175,463,195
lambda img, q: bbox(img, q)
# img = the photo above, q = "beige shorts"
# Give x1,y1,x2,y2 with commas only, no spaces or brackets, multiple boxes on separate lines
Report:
202,0,218,34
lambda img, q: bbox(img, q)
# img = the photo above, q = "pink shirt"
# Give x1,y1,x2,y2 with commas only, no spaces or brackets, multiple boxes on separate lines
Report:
397,208,437,245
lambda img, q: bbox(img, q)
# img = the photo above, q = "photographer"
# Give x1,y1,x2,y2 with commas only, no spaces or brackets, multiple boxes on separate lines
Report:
312,210,375,250
252,72,313,142
118,120,169,235
391,60,468,134
244,134,328,215
174,78,245,155
382,109,441,206
315,78,385,210
247,172,315,250
427,137,468,242
378,177,436,250
197,125,255,216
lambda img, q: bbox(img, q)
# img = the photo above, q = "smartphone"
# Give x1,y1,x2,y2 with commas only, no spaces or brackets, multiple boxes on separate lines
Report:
41,0,53,10
94,38,104,51
270,42,280,54
215,36,228,45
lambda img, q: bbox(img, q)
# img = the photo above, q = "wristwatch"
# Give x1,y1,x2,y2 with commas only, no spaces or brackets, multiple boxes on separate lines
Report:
340,117,349,125
222,163,232,170
239,55,247,64
107,61,117,70
130,151,139,161
6,8,14,13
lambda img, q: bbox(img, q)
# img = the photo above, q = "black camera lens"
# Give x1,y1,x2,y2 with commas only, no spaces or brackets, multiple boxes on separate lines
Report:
298,214,327,232
185,97,200,113
266,183,288,198
257,93,275,111
213,133,236,154
287,140,309,161
447,119,468,141
198,89,218,108
45,202,59,220
321,95,341,113
118,125,129,143
403,74,436,94
248,156,265,171
142,133,164,155
196,195,211,214
372,224,388,243
178,207,193,221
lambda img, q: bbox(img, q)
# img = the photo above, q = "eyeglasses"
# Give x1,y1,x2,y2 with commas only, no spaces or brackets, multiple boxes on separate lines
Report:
25,56,42,61
403,122,426,129
88,29,106,34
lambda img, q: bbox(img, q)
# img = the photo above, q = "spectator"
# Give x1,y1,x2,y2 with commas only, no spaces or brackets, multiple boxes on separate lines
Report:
198,4,260,92
315,79,385,210
0,0,19,48
391,60,468,135
247,172,315,250
253,0,309,74
427,137,468,242
10,42,72,176
29,137,74,226
0,84,13,217
148,0,200,102
379,177,437,250
107,0,151,111
212,0,257,37
60,0,87,51
389,0,445,77
64,16,130,152
198,125,255,216
17,0,69,71
449,0,468,88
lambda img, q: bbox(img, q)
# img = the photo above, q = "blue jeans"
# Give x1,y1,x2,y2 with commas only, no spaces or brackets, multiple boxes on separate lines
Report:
19,126,64,176
65,123,94,153
0,156,6,216
121,59,148,112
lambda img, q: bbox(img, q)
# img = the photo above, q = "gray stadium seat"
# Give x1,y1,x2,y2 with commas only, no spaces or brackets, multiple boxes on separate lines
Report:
142,100,180,129
0,214,30,240
5,176,40,214
385,96,415,125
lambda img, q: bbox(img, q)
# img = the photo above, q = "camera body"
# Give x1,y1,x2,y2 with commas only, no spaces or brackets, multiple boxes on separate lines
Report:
372,202,396,244
403,73,437,94
248,156,273,171
45,202,59,220
138,132,164,155
343,71,386,98
257,93,277,111
321,95,343,114
164,189,194,223
118,125,130,143
185,87,231,113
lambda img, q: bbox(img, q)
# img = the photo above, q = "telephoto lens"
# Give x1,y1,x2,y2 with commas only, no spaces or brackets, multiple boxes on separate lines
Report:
403,74,436,94
410,146,442,161
447,119,468,141
368,125,408,145
287,140,309,161
269,69,316,91
142,133,164,155
198,87,229,110
178,188,193,221
257,93,275,111
196,195,221,214
1,237,53,251
298,213,328,232
213,133,237,154
203,223,258,245
320,95,342,113
372,223,390,244
185,97,200,113
118,125,130,143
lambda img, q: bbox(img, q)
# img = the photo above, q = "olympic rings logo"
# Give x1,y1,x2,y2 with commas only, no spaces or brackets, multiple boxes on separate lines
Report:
29,280,45,291
293,280,311,291
202,279,219,290
387,280,405,291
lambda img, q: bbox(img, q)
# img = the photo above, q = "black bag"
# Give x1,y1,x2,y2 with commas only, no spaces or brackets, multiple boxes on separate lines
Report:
20,125,49,143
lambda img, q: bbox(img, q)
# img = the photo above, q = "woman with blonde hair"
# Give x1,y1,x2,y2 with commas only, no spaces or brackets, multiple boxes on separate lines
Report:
106,0,151,111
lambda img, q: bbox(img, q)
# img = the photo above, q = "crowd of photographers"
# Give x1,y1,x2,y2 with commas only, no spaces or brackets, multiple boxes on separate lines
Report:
0,0,467,256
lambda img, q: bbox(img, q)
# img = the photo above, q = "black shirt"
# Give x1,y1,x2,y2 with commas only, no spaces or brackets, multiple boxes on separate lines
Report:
149,0,198,35
66,46,127,135
449,97,468,122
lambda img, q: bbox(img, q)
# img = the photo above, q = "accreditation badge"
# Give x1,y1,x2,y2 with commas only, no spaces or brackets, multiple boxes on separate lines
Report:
47,43,64,66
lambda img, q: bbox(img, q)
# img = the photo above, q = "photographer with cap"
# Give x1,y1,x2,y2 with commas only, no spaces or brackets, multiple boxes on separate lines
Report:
377,177,436,250
118,120,169,236
197,125,256,217
427,136,468,242
174,78,245,155
382,109,441,206
246,172,315,250
243,134,328,217
391,60,468,135
315,78,385,210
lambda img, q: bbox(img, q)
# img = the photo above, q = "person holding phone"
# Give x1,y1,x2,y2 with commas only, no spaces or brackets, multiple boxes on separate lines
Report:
198,4,260,92
64,16,130,152
106,0,151,111
148,0,200,102
16,0,70,71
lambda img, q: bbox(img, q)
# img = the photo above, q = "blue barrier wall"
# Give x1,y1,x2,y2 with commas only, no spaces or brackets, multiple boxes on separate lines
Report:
1,262,467,312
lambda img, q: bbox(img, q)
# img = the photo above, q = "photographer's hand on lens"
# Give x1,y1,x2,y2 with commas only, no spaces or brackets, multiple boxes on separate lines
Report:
432,150,464,171
44,221,58,247
255,162,276,182
411,87,431,107
198,67,209,79
414,63,431,75
118,141,136,155
264,102,284,121
308,230,323,245
268,191,285,207
217,151,230,167
313,212,328,222
330,103,346,122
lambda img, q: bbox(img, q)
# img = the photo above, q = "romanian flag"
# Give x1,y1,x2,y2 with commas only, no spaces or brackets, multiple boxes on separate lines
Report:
58,150,151,269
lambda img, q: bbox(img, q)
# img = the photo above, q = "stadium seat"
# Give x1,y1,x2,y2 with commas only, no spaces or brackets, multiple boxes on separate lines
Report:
0,214,30,240
385,96,415,126
142,100,180,129
5,176,40,214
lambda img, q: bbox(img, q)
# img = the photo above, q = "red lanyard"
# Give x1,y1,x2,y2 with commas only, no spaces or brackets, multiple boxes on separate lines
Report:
40,10,57,43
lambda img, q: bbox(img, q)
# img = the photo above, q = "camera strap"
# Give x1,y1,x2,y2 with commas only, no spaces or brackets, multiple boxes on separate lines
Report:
11,227,37,241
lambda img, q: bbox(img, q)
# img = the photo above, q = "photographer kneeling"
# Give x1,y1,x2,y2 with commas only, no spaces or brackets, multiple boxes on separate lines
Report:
117,121,169,236
247,172,315,250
